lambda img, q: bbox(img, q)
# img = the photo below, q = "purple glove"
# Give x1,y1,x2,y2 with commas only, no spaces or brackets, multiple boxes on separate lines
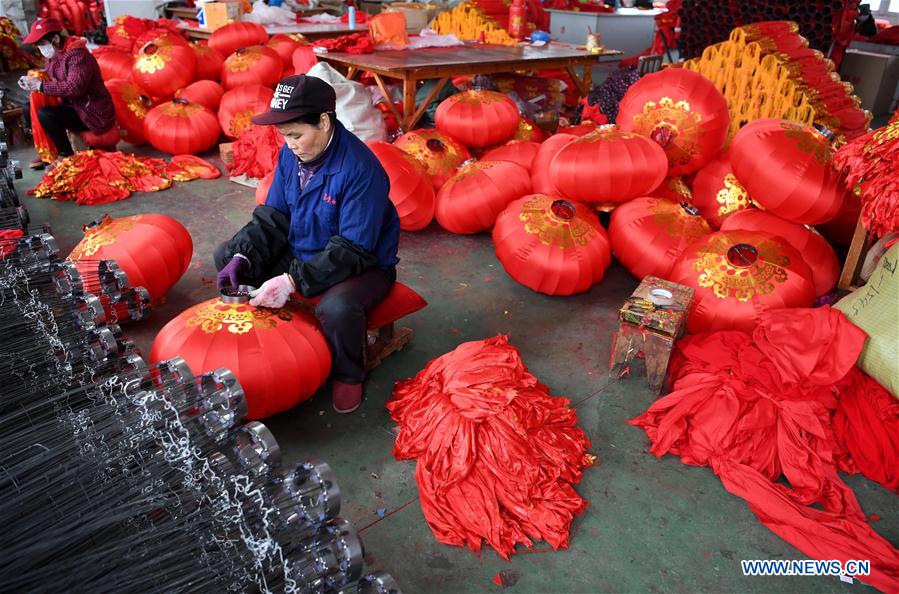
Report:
217,256,250,291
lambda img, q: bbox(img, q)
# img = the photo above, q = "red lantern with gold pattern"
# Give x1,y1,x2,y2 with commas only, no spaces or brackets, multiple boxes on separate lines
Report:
175,80,225,112
670,230,816,334
691,150,755,229
208,21,269,58
221,45,283,90
394,129,471,191
609,197,712,281
493,195,611,295
218,85,274,139
94,46,133,81
649,176,693,203
512,118,545,142
190,40,225,82
549,127,668,205
435,90,520,148
143,98,221,155
267,34,303,70
531,133,575,196
150,295,331,420
436,160,532,234
481,140,540,171
68,213,193,304
557,123,597,137
368,141,436,231
618,68,729,175
730,119,848,225
132,34,197,100
105,78,154,145
720,210,839,296
256,171,274,205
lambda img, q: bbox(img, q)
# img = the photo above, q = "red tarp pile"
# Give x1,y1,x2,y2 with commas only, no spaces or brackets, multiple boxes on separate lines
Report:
387,335,594,558
227,125,284,180
629,307,899,592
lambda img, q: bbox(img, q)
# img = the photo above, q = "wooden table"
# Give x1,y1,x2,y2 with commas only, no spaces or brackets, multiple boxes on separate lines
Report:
180,22,368,41
319,43,621,131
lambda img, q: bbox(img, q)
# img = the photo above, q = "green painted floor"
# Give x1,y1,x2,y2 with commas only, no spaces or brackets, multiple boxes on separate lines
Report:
13,143,896,594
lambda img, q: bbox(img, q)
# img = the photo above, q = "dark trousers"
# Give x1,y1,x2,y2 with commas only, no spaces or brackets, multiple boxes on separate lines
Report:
214,243,395,385
37,105,87,157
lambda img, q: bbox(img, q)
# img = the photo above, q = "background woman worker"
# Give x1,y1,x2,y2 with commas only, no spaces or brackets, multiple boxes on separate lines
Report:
18,17,115,165
215,74,400,415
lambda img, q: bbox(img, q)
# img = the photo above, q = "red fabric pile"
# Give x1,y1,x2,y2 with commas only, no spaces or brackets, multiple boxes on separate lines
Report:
227,125,284,179
107,16,183,52
629,307,899,592
165,155,221,181
311,32,374,55
387,335,593,558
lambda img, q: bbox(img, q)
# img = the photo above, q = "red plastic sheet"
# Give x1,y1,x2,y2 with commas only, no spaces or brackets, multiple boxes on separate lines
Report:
629,307,899,592
387,335,593,558
227,125,284,179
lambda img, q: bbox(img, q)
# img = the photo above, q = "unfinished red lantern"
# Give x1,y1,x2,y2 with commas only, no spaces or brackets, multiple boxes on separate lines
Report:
549,127,668,205
493,194,611,295
618,68,729,175
132,34,197,99
68,213,192,304
267,34,303,70
175,80,225,112
94,46,133,81
221,45,283,90
691,149,755,228
670,230,816,334
481,140,540,171
368,141,436,231
105,78,154,145
436,160,532,234
531,133,575,196
395,129,471,191
208,21,269,58
150,295,331,420
218,85,274,139
435,90,520,148
609,197,712,281
144,98,221,155
730,119,848,225
190,40,225,82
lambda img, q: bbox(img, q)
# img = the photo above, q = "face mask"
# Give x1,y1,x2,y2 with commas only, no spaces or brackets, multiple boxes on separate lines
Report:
38,45,56,59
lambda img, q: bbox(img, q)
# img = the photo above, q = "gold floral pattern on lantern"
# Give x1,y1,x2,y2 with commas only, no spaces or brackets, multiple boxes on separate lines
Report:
715,173,753,216
665,176,692,200
160,101,205,118
519,195,597,249
780,121,831,166
134,44,172,75
650,199,710,239
576,126,629,143
225,48,263,73
512,119,540,141
185,299,308,335
692,235,789,301
630,97,704,168
228,110,255,137
121,86,152,118
452,90,509,105
71,214,143,259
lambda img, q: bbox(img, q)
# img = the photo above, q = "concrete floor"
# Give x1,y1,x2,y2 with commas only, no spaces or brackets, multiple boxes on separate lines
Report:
13,142,897,594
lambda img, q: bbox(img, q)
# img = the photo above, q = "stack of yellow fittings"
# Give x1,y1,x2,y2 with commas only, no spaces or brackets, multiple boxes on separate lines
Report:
431,2,518,45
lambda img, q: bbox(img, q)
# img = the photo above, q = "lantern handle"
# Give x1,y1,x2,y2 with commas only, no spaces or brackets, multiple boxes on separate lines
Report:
220,284,255,303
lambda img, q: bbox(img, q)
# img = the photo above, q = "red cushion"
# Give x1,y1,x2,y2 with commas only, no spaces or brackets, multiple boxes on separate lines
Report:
80,128,120,148
296,282,427,329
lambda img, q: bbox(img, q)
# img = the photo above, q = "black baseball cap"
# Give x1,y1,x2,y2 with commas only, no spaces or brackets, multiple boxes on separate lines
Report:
252,74,337,126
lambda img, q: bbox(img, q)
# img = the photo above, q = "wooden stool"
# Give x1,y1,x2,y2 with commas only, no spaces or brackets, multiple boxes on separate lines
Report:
609,276,694,393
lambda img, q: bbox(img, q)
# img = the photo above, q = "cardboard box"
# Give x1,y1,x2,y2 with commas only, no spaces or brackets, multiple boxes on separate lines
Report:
198,1,242,31
839,49,899,117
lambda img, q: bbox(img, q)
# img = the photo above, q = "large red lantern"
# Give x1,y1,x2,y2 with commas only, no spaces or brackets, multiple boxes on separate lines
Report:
436,160,532,234
649,176,693,203
720,209,839,296
481,140,540,171
150,295,331,420
609,197,712,281
512,118,545,142
68,213,192,304
132,34,197,99
394,129,471,191
221,45,283,90
818,186,862,247
730,119,848,225
691,150,755,229
143,98,221,155
670,230,816,334
493,194,611,295
208,21,269,58
291,45,318,75
267,34,302,70
435,90,519,148
105,78,154,145
190,41,225,82
94,46,133,81
175,80,225,112
549,127,668,205
617,68,729,175
367,141,436,231
218,85,274,139
531,133,575,195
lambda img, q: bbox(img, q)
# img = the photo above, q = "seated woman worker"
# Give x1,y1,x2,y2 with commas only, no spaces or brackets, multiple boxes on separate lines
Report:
19,18,115,167
215,75,400,414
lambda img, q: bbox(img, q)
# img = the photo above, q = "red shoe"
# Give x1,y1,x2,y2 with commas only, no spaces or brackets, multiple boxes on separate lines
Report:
332,380,363,414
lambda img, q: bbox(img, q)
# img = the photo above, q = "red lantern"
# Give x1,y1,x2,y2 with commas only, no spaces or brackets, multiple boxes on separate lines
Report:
394,129,471,191
133,28,189,52
143,98,221,155
267,34,302,70
221,45,283,90
481,140,540,171
367,141,436,231
175,80,225,112
132,35,197,99
493,195,612,295
190,41,225,82
94,46,133,81
720,210,839,296
291,45,318,75
256,171,274,205
150,296,331,420
512,118,545,142
557,124,597,137
436,160,532,234
670,230,816,334
209,21,269,58
730,119,848,225
105,78,154,145
609,197,711,281
549,127,668,205
531,133,575,195
218,85,274,139
435,90,520,148
818,185,862,247
69,213,192,304
649,176,693,203
617,68,729,175
691,150,755,229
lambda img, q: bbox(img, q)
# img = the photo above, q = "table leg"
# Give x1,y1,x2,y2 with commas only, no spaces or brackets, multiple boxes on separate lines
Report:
565,65,590,96
346,66,358,81
402,78,417,132
838,215,870,290
408,77,449,132
371,73,404,134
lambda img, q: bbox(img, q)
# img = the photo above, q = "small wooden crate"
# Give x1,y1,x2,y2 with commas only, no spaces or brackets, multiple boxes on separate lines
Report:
219,142,234,166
